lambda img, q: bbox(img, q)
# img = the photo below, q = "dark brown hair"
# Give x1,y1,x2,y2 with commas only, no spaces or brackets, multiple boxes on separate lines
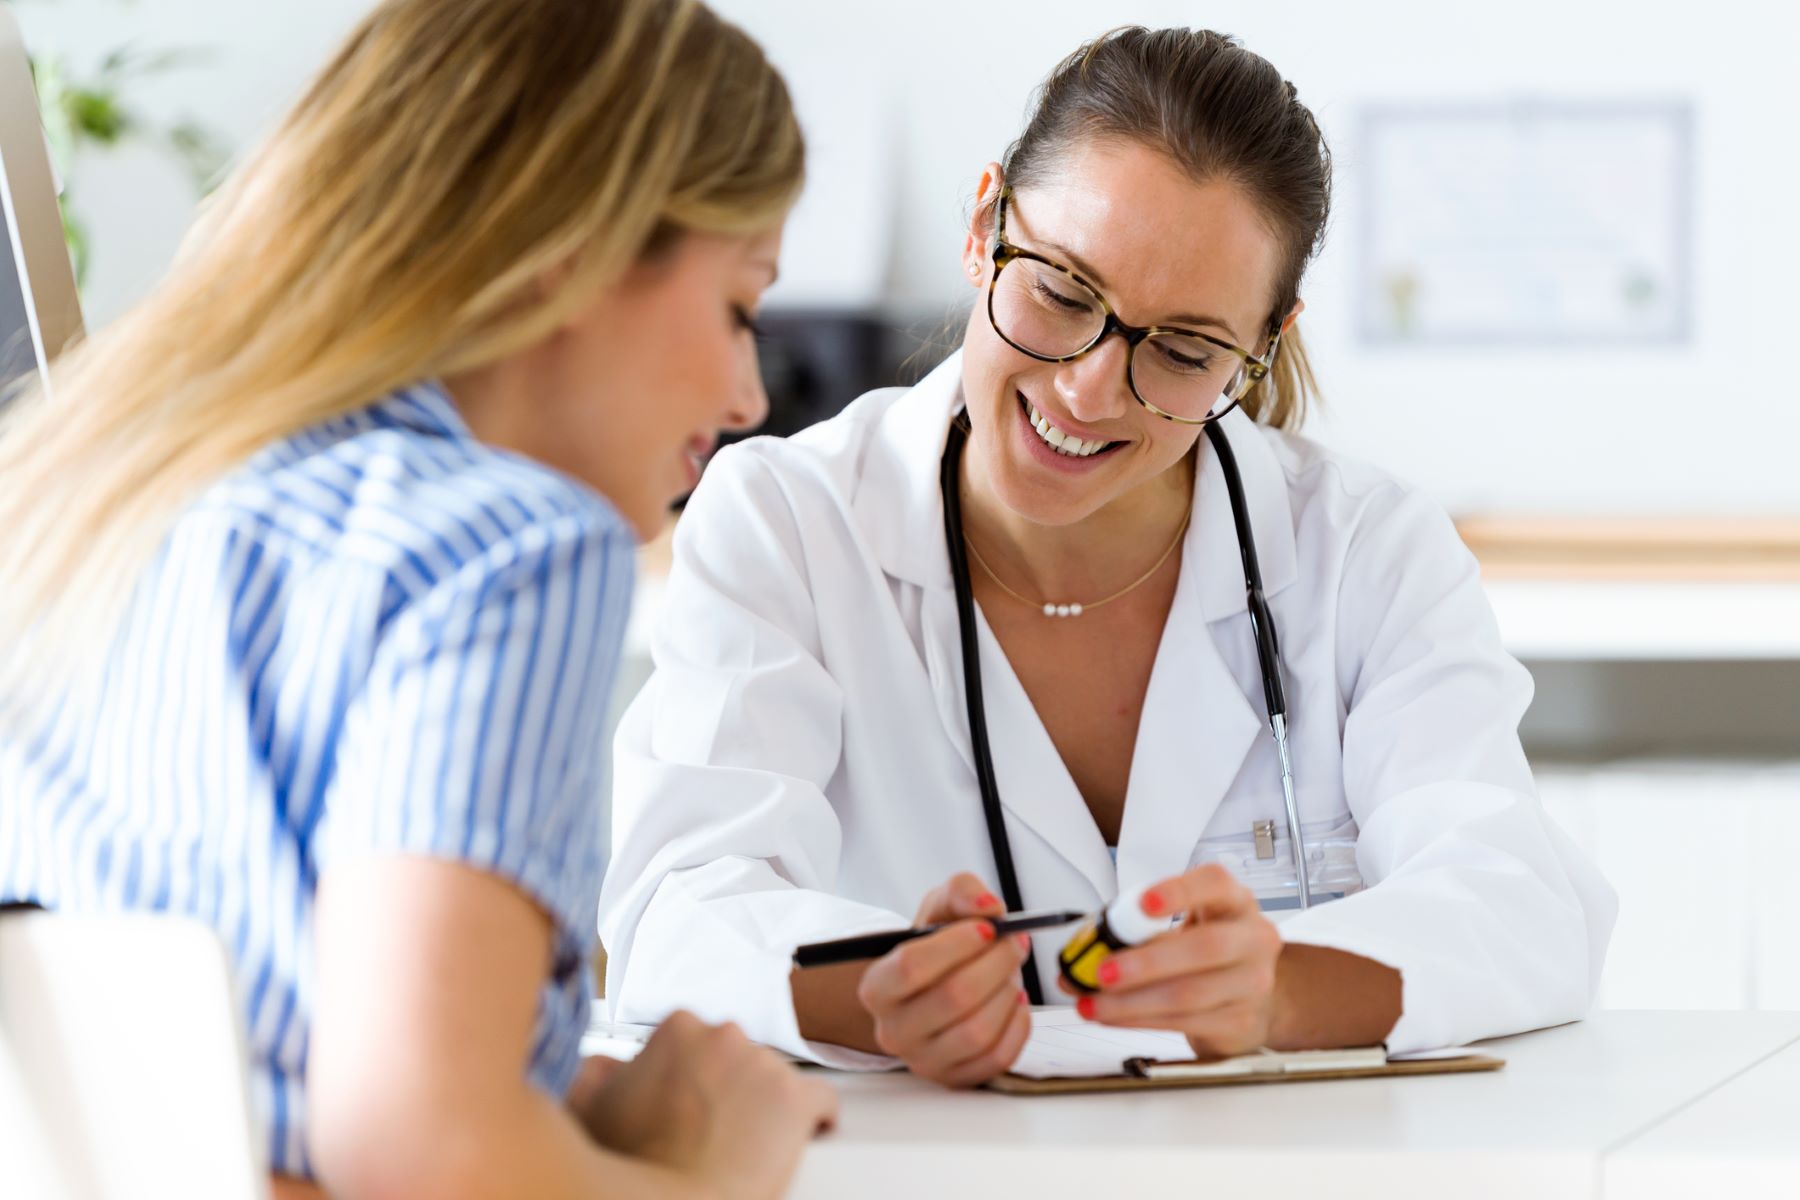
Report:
995,26,1331,430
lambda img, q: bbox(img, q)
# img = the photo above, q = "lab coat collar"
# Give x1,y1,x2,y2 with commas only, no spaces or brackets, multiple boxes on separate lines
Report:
852,350,965,594
854,349,1299,625
1190,405,1300,622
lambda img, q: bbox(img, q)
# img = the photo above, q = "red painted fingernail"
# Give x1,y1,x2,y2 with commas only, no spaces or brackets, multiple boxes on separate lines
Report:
976,921,996,942
975,892,1000,910
1097,959,1121,987
1141,890,1166,916
1018,990,1030,1005
1014,933,1031,952
1077,996,1097,1020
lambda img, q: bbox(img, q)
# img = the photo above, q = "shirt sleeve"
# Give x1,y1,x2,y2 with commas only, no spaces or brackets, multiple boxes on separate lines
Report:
1275,483,1618,1053
598,446,912,1069
323,511,635,947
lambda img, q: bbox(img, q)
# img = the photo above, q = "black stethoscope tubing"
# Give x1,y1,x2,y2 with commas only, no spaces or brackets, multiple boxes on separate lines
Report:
939,413,1292,1005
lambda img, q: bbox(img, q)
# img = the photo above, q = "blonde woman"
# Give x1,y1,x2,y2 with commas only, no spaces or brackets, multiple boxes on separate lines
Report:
0,0,834,1196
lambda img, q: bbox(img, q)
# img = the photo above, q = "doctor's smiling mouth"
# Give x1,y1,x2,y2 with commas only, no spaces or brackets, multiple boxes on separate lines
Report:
1014,391,1127,473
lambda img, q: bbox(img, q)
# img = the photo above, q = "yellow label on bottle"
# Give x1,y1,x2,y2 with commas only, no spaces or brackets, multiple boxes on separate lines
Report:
1057,921,1108,994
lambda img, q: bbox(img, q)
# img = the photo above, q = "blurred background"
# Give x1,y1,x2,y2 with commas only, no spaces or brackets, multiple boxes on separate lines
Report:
11,0,1800,1010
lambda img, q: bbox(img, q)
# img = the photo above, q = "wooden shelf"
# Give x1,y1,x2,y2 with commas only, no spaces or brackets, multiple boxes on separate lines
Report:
1456,516,1800,582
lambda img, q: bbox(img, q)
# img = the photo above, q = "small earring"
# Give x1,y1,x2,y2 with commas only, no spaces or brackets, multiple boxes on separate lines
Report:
967,264,979,276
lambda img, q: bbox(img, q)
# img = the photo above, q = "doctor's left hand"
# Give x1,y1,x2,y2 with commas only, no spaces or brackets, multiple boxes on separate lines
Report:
1067,864,1283,1059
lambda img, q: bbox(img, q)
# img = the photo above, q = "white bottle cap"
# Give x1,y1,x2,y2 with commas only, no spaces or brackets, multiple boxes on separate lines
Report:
1105,883,1172,945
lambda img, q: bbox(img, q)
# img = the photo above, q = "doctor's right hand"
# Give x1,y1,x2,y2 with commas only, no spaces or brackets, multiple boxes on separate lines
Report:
855,872,1034,1087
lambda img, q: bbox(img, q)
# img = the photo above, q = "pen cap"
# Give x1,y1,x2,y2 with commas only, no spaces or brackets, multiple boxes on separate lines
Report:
1104,884,1170,946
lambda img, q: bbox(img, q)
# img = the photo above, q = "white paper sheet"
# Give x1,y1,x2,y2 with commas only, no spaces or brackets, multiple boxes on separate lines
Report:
1006,1008,1194,1080
579,1018,654,1062
1386,1045,1480,1062
582,1009,1195,1078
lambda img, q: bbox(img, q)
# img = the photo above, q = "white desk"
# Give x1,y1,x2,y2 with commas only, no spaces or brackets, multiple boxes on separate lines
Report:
787,1012,1800,1200
1606,1029,1800,1198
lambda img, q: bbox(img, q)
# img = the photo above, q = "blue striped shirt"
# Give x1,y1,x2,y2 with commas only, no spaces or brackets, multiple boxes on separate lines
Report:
0,381,635,1178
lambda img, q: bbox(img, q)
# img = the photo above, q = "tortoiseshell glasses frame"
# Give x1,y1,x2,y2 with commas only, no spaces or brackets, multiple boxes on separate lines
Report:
985,186,1282,426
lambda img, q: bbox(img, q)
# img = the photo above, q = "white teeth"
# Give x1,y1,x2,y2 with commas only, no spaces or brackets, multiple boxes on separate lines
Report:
1027,402,1108,458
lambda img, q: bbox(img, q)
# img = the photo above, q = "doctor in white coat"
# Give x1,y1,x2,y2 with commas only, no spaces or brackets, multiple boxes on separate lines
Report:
601,26,1615,1086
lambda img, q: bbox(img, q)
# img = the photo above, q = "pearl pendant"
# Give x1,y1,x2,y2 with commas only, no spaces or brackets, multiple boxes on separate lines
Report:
1042,602,1084,618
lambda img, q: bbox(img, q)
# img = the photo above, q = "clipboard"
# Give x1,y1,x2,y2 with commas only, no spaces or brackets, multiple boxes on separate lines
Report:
985,1046,1505,1094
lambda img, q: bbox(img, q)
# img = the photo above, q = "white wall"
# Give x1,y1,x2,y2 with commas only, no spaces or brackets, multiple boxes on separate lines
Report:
708,0,1800,517
12,0,369,325
17,0,1800,517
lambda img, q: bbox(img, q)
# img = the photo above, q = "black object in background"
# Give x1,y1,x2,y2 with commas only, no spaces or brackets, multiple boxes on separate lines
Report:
0,242,38,405
735,309,910,443
675,307,952,509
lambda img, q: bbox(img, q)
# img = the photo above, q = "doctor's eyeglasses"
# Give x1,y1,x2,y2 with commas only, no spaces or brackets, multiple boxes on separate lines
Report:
984,187,1281,425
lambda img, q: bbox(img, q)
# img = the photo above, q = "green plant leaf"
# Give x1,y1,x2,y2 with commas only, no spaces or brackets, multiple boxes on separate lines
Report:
27,53,76,169
101,44,215,81
63,88,132,143
166,121,230,191
61,208,89,289
25,15,228,287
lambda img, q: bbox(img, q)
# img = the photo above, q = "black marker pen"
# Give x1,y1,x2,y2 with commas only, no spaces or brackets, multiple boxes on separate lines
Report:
791,908,1087,969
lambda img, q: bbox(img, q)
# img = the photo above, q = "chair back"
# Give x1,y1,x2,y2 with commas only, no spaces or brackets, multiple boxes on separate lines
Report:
0,911,269,1200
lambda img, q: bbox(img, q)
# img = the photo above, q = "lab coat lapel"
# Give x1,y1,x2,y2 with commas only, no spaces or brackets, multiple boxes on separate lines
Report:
917,581,1114,902
967,604,1118,902
918,569,1117,900
1116,412,1294,889
1113,560,1264,891
919,539,1114,903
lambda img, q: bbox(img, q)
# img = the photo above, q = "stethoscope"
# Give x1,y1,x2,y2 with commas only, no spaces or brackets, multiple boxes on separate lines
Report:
938,412,1308,1005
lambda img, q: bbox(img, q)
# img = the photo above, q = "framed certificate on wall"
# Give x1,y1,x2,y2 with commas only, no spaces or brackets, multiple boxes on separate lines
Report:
1357,101,1692,346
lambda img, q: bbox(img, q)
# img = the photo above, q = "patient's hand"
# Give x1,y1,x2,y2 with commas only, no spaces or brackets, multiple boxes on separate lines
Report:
569,1010,838,1200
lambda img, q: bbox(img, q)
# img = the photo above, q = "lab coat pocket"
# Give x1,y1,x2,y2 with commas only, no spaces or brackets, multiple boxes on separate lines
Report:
1189,815,1364,912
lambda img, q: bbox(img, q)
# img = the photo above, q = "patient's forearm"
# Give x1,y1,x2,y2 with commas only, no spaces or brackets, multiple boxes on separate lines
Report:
315,1083,705,1200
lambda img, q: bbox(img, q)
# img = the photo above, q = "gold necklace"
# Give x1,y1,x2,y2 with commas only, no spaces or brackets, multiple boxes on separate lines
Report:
963,509,1192,618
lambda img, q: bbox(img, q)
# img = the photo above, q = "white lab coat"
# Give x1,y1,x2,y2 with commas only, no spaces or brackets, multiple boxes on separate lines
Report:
599,351,1616,1062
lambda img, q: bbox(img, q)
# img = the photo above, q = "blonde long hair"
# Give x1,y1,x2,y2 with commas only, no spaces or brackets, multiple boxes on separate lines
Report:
0,0,801,712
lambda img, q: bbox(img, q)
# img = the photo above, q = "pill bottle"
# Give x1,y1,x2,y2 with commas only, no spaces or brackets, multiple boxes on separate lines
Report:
1057,884,1168,994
